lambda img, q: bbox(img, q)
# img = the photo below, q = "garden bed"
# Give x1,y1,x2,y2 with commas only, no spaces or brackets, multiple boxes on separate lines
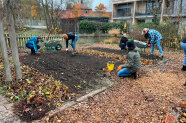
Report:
21,51,121,94
89,47,162,60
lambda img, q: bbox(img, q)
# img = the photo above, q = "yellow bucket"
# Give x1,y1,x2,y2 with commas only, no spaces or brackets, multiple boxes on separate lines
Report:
107,62,114,71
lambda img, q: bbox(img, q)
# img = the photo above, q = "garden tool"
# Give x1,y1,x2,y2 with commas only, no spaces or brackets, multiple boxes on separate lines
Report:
134,40,148,53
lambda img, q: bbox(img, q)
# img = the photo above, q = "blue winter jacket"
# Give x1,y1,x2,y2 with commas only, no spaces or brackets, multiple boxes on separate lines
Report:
148,29,162,44
26,36,39,52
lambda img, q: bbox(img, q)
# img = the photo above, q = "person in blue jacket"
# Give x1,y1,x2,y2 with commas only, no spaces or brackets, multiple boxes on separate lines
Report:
181,37,186,71
62,32,79,54
26,36,43,55
142,28,163,57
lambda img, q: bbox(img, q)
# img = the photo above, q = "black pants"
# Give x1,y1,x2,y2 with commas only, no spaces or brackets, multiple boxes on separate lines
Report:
31,48,35,54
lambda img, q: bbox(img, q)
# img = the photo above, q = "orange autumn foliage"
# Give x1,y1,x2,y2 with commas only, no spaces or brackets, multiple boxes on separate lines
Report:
73,4,81,17
95,3,107,11
31,5,37,17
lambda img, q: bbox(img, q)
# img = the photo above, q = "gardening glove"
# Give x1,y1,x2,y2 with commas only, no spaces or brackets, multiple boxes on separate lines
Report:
147,41,151,47
117,66,122,72
36,52,40,54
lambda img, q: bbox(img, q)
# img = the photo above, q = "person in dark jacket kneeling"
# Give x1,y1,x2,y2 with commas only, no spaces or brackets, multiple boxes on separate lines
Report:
117,40,141,79
119,33,128,50
181,37,186,71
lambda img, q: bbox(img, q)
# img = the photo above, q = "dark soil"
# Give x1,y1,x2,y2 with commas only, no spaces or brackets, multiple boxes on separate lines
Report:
21,51,121,94
89,47,162,60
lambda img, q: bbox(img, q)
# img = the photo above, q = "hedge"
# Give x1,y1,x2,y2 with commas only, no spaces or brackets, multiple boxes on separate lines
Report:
79,20,129,34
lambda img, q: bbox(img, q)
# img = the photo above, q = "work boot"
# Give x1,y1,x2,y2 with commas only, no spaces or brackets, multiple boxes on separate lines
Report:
181,65,186,71
31,48,35,55
131,72,137,79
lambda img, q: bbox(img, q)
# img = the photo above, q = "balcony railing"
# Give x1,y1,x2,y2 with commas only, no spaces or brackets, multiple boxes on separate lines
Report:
113,13,132,18
113,8,186,18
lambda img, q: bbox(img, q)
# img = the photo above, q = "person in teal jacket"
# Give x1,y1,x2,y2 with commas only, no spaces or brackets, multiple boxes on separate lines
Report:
26,36,43,54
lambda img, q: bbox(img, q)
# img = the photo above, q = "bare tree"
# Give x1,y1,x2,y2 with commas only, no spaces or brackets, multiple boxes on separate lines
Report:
4,0,22,81
0,1,12,83
39,0,65,30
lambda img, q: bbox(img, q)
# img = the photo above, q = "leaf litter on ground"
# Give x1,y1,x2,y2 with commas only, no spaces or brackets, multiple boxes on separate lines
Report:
0,58,75,121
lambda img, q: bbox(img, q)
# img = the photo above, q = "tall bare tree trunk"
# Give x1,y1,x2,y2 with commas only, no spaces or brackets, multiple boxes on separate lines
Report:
179,0,183,38
0,7,12,83
4,0,22,80
160,0,165,23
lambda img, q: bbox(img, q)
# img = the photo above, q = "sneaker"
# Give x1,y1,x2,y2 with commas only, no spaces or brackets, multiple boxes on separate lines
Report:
72,51,77,55
160,54,164,59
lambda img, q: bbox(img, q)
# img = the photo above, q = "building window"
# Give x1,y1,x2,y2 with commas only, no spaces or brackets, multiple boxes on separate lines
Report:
146,1,155,14
85,10,88,14
146,1,161,15
117,3,132,17
138,20,145,24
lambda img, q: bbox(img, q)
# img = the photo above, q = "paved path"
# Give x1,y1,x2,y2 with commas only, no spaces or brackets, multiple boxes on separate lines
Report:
0,95,21,123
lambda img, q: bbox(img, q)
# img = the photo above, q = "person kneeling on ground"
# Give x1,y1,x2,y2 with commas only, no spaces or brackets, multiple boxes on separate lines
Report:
180,37,186,71
117,40,141,79
26,36,43,55
62,32,79,54
119,33,128,50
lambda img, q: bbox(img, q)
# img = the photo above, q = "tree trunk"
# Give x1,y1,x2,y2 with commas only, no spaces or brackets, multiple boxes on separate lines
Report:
0,8,12,83
160,0,165,23
179,0,183,39
5,0,22,80
41,0,49,29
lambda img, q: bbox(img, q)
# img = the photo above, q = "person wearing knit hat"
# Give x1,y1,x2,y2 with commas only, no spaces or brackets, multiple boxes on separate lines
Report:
180,37,186,71
117,40,141,79
142,28,163,57
119,33,128,50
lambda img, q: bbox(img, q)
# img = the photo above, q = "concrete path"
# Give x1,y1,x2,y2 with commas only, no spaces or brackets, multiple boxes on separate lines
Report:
0,95,21,123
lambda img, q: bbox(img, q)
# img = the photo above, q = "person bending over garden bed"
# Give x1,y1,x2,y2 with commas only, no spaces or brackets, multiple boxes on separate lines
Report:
63,32,79,55
181,37,186,71
26,36,43,55
142,28,163,57
117,40,141,79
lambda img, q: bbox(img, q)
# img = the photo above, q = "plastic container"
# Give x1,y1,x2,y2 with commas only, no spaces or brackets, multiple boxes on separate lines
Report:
107,61,114,71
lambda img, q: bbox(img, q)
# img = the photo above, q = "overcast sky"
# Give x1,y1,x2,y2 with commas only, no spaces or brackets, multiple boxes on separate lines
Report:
54,0,112,12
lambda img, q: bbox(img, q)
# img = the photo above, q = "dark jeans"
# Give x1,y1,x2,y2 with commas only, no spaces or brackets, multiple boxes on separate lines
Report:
181,42,186,66
26,43,40,54
66,34,79,52
119,43,127,50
